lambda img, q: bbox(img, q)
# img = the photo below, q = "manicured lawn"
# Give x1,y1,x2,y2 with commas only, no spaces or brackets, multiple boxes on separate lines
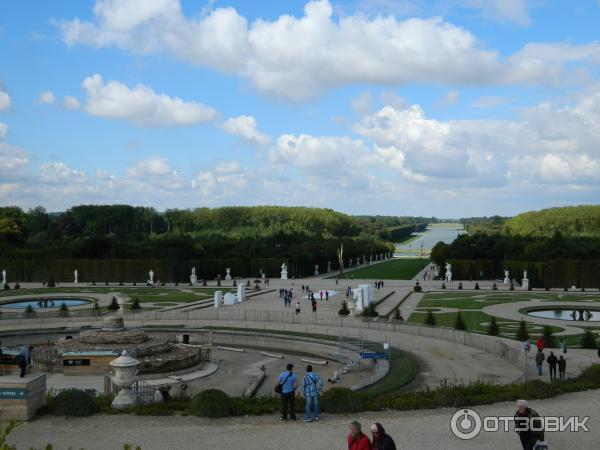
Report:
332,258,429,280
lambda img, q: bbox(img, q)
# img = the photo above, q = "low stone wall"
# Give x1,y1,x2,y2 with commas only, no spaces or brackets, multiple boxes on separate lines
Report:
0,373,46,421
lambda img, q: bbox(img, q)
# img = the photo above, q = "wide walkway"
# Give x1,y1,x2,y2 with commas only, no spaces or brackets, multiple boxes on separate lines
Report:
9,389,599,449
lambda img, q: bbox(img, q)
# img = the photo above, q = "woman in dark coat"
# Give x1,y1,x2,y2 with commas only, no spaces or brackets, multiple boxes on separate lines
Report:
370,423,396,450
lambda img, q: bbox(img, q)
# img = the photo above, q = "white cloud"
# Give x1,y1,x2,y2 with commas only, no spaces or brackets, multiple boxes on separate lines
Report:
0,123,6,140
0,88,10,111
193,161,248,196
82,74,217,126
37,91,56,104
437,90,460,107
352,91,373,116
60,0,600,101
460,0,531,26
0,143,29,181
63,95,80,110
221,115,271,146
471,95,510,108
125,156,186,191
39,162,88,185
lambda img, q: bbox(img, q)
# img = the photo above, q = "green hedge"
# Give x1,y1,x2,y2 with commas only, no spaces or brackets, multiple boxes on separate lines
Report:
447,259,600,288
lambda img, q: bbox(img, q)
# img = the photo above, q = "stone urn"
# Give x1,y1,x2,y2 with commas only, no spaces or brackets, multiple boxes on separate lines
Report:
110,350,140,409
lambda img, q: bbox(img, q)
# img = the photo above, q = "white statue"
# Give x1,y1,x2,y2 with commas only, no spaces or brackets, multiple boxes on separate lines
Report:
281,263,288,280
190,267,197,285
522,270,529,290
225,268,232,281
503,270,510,284
1,269,6,286
314,264,319,276
327,261,331,273
149,269,154,285
74,269,78,284
444,263,452,283
191,267,196,277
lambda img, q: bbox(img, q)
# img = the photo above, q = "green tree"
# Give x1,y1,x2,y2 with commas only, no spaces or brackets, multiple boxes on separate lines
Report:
108,296,119,311
454,312,467,330
131,297,141,310
487,316,500,336
424,310,436,326
542,326,556,348
580,330,598,349
338,301,350,316
515,320,529,341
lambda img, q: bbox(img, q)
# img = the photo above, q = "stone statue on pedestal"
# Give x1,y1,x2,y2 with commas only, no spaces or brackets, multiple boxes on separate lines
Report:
74,269,78,284
444,263,452,282
280,263,288,280
225,268,232,280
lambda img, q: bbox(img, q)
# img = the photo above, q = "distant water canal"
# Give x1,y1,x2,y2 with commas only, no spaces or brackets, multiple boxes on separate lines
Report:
395,224,465,257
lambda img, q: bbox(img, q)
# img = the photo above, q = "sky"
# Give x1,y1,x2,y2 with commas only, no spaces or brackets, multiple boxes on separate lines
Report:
1,0,600,217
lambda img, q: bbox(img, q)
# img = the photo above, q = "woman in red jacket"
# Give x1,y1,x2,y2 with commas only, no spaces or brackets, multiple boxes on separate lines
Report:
348,421,372,450
536,336,545,352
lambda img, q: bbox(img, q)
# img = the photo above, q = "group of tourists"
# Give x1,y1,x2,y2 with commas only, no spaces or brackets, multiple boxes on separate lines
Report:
275,362,396,448
528,336,567,380
374,280,384,290
279,288,294,307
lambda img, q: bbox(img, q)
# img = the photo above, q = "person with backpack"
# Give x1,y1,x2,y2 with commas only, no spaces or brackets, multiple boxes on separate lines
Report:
370,422,396,450
275,363,298,421
302,364,324,422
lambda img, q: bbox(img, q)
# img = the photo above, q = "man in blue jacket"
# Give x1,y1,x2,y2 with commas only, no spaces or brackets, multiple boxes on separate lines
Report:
276,363,298,421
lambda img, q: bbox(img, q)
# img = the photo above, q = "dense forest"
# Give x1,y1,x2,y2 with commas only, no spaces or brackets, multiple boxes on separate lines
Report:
504,205,600,237
0,204,397,281
460,216,508,234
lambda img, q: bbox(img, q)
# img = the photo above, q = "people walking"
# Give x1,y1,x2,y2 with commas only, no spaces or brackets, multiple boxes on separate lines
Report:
295,301,301,315
535,349,545,375
535,336,545,352
370,423,396,450
546,351,558,380
514,400,545,450
558,355,566,380
311,300,317,313
302,365,324,422
348,421,371,450
276,363,298,421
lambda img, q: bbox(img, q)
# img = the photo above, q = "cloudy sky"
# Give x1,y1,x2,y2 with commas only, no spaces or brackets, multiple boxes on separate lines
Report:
1,0,600,217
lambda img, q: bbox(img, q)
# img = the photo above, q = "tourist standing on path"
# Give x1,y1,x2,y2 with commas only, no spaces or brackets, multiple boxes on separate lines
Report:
370,423,396,450
302,365,324,422
535,349,545,375
559,338,567,354
546,351,558,380
536,336,545,352
311,300,317,313
276,363,298,421
348,421,372,450
295,301,301,315
558,355,566,380
325,290,329,301
514,400,545,450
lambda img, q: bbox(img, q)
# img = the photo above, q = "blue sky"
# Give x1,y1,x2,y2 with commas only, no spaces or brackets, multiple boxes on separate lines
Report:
1,0,600,217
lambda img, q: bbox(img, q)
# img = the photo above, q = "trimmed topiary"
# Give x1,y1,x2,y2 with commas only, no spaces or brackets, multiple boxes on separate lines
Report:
474,282,480,290
516,319,529,341
338,301,350,316
487,317,500,336
108,296,119,311
131,297,141,310
580,330,597,349
321,387,363,413
454,312,467,331
542,326,556,348
53,389,99,417
189,389,233,418
424,309,437,326
59,302,69,317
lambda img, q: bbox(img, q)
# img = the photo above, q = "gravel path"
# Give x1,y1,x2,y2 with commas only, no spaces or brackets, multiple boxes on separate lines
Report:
10,389,599,450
